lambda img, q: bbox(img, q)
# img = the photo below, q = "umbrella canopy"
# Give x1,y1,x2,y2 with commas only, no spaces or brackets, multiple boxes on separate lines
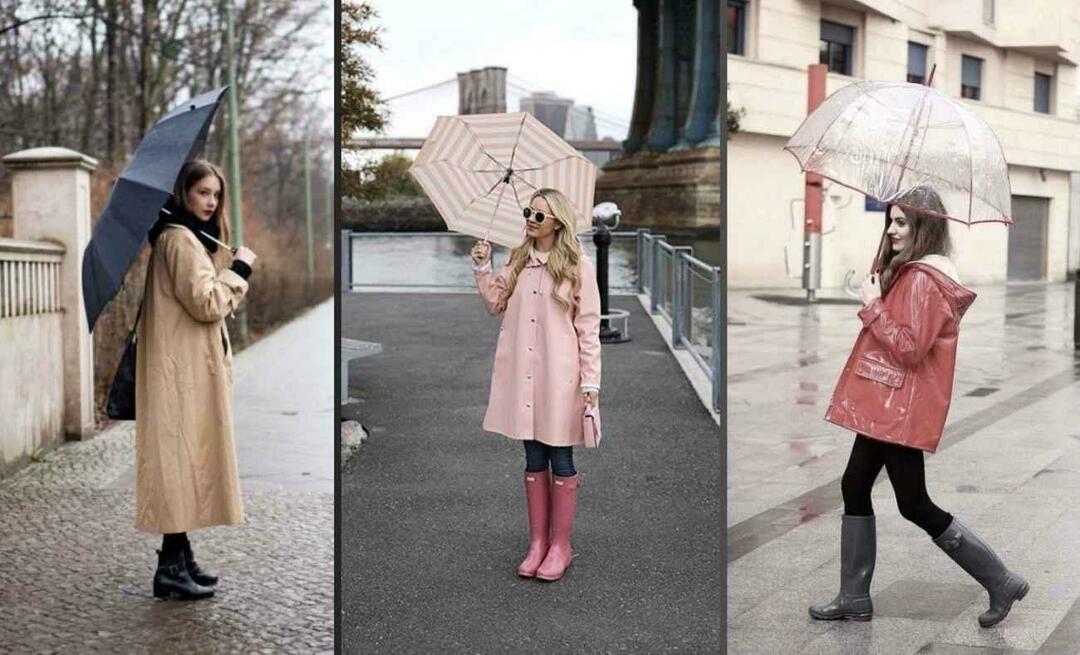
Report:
409,112,598,248
82,86,228,332
784,80,1012,225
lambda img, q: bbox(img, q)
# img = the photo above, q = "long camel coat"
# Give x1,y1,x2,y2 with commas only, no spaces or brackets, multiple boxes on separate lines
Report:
134,225,249,534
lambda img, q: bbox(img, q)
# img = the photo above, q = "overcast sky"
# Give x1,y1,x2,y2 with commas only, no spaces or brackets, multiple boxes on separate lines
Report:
364,0,638,139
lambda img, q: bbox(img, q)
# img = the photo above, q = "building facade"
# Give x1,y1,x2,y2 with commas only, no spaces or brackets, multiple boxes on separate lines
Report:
728,0,1080,288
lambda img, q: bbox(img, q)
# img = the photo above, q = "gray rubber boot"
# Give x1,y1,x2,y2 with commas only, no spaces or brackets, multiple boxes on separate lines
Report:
932,518,1029,628
809,514,875,621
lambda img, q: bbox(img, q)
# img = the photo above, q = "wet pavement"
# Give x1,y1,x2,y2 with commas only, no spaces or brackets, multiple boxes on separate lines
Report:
728,284,1080,654
0,300,333,653
340,291,723,652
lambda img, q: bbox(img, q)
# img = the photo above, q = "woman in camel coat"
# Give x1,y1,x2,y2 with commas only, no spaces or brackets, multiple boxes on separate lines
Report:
135,159,256,600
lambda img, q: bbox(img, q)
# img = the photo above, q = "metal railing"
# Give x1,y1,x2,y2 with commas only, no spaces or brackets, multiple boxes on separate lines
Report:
638,230,721,413
344,228,722,413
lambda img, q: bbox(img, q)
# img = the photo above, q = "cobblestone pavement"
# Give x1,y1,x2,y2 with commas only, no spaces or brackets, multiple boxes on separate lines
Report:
0,302,334,654
728,283,1080,654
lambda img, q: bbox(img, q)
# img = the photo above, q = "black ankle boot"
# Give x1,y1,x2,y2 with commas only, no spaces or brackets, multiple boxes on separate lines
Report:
153,549,215,601
182,544,219,588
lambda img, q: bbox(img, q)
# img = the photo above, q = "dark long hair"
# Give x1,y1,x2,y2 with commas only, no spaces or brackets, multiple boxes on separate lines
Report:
877,186,952,294
173,159,230,243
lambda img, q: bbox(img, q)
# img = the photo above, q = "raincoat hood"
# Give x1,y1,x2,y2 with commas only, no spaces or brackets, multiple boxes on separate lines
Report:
903,258,977,321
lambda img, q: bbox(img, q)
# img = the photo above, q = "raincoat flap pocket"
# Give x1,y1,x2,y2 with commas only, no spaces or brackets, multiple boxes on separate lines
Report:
854,358,904,388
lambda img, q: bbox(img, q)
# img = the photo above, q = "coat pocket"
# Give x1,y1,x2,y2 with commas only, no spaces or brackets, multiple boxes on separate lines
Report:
854,358,904,388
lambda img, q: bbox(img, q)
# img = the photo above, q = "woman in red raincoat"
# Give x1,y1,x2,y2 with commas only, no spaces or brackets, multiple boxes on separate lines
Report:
809,186,1029,628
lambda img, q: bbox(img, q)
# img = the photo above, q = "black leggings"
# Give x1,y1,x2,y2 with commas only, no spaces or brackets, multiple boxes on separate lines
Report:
842,434,952,539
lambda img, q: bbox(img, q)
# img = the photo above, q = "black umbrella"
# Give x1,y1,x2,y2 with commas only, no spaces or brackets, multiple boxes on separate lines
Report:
82,86,229,332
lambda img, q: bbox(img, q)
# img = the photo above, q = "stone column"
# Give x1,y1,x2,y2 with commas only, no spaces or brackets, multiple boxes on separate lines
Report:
3,147,99,440
673,0,720,149
671,0,697,145
624,0,660,154
645,0,678,151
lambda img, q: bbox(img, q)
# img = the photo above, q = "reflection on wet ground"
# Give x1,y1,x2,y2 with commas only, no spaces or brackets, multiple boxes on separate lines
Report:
728,283,1080,653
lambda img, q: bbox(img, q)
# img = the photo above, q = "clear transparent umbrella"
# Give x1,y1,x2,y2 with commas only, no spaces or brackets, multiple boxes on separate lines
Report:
784,80,1012,226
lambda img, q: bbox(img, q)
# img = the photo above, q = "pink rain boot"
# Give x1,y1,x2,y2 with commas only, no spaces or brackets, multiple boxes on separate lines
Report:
517,470,551,578
536,474,579,581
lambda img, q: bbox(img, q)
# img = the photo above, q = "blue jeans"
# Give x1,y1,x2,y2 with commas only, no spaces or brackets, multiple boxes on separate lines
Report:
523,440,576,477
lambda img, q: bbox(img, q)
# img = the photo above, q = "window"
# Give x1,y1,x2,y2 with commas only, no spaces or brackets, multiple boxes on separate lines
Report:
961,55,983,100
1034,73,1052,113
727,0,747,56
907,42,928,84
820,20,854,76
983,0,995,26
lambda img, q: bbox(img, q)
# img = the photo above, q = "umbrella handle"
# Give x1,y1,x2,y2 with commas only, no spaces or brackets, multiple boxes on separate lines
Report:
843,269,861,300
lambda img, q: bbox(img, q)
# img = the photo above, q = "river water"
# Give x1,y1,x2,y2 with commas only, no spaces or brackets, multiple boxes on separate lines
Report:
347,232,719,292
347,231,720,364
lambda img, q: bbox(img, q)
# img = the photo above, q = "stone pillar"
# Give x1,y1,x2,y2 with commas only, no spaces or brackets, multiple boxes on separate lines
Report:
674,0,720,149
3,147,99,440
672,0,697,145
624,0,660,154
645,0,678,151
457,66,507,115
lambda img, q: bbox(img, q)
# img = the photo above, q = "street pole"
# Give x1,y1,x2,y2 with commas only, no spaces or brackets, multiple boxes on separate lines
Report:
803,64,827,303
304,130,315,286
224,0,248,345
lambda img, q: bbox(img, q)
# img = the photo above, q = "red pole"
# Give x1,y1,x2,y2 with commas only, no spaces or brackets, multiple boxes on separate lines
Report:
803,64,827,301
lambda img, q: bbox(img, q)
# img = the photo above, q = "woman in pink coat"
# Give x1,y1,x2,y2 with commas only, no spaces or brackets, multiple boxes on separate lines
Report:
471,187,602,582
810,186,1028,628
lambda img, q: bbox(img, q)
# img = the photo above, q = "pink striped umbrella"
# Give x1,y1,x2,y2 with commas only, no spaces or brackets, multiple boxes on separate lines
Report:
408,112,598,248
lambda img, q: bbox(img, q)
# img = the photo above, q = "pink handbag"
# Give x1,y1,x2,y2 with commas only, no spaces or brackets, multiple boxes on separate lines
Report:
583,404,602,448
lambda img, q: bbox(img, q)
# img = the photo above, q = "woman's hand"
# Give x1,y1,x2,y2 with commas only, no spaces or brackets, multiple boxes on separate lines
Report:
233,246,257,267
859,272,881,306
470,240,491,266
582,390,598,407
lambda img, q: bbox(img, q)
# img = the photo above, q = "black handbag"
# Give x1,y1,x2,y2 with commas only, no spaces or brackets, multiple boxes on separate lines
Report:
106,299,144,421
106,250,153,421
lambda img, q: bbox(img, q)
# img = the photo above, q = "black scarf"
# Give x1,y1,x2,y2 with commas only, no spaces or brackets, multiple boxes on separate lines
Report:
148,196,221,253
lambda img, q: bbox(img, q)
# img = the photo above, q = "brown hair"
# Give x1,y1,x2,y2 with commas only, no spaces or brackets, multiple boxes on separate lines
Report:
504,188,582,313
173,159,230,243
877,185,952,294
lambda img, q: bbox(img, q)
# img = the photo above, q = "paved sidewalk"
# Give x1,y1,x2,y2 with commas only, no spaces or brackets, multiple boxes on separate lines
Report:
0,300,333,654
728,284,1080,654
341,292,724,653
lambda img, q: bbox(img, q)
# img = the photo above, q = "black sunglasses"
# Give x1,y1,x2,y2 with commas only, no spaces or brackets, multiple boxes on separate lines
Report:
523,207,555,223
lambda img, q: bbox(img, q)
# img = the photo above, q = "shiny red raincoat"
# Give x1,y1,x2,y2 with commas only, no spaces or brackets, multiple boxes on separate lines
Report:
825,260,977,453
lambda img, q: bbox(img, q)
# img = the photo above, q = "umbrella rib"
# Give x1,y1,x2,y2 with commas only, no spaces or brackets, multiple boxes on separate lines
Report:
962,112,974,224
510,177,525,211
893,84,932,193
461,176,506,217
456,117,509,170
513,174,539,192
471,155,580,175
483,177,512,243
506,113,528,171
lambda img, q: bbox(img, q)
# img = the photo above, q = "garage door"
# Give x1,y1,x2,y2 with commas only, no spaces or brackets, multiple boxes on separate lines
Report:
1007,195,1049,281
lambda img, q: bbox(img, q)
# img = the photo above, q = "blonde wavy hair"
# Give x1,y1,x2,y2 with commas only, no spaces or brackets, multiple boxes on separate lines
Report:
505,188,582,313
